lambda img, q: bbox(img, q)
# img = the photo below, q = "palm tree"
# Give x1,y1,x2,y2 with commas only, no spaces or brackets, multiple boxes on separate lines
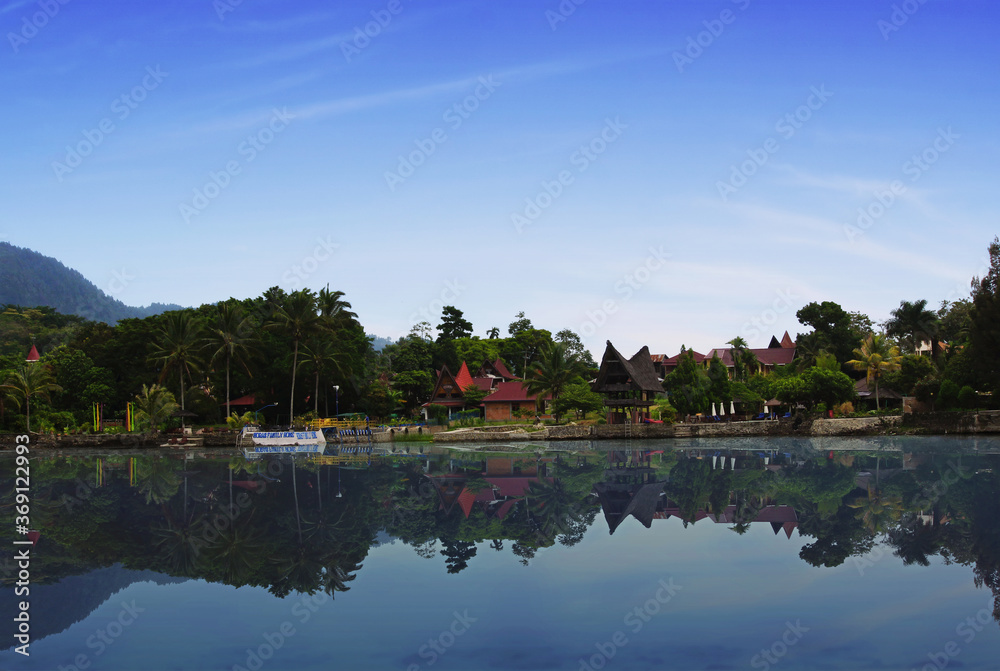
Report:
726,337,759,381
269,290,320,426
1,364,62,432
487,327,500,339
886,299,939,355
317,285,358,322
150,312,204,431
133,384,179,435
204,302,258,420
299,338,344,417
847,334,901,410
522,342,580,423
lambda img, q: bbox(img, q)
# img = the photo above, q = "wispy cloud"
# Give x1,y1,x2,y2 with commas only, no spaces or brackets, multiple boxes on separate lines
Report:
0,0,32,16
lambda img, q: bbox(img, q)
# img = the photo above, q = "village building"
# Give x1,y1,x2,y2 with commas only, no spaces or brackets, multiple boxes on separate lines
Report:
591,341,664,424
655,332,796,379
421,358,518,420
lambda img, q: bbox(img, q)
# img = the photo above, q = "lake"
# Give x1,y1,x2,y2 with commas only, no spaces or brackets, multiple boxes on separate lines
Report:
2,435,999,671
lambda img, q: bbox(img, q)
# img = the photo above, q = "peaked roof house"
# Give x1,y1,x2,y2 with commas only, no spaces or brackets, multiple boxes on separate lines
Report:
481,380,551,421
26,344,40,363
421,358,519,419
591,341,663,424
656,333,796,380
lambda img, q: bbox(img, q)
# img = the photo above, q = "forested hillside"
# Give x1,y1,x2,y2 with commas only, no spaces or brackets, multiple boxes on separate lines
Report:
0,242,181,324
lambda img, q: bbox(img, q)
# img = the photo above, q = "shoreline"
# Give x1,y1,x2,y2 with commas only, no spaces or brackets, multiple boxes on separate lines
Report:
1,411,999,450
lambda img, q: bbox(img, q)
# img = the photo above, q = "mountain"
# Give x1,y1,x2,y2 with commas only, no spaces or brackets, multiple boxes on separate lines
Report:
0,242,183,324
368,334,394,351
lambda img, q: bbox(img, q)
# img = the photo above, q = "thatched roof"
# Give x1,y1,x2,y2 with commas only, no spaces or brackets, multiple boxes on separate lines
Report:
593,481,666,534
593,341,663,394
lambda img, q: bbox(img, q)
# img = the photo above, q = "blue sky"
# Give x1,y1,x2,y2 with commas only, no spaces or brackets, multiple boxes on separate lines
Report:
2,0,997,358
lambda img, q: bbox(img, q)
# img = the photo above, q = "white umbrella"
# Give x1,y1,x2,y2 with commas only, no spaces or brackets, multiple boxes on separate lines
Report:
712,456,718,469
719,403,726,416
711,402,717,416
730,457,736,470
763,404,769,416
730,401,736,415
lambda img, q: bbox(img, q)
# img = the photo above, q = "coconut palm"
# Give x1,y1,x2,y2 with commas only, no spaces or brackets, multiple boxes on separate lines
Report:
299,338,344,417
317,285,358,322
150,312,204,430
487,327,500,339
269,290,321,426
133,384,179,436
726,336,759,381
1,364,61,432
847,334,901,409
522,342,580,423
203,302,258,420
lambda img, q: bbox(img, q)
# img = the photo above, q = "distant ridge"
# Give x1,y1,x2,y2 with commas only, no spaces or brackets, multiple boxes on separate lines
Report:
0,242,183,324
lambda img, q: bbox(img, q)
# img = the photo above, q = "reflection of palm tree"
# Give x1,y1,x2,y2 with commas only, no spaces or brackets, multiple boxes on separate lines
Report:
888,514,943,566
527,479,578,538
848,486,903,535
153,512,205,575
204,519,267,583
321,559,362,597
134,457,182,504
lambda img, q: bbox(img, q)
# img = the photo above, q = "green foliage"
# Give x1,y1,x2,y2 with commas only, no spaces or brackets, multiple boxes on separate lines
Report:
522,341,580,422
958,385,978,409
969,237,1000,393
796,301,862,365
886,299,939,354
938,379,960,410
427,403,449,424
133,384,178,434
436,306,473,342
461,383,487,409
553,379,604,419
882,354,935,397
706,354,731,403
663,348,710,416
847,334,901,409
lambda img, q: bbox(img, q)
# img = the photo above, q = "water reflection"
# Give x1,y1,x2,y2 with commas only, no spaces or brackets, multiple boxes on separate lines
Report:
2,437,999,653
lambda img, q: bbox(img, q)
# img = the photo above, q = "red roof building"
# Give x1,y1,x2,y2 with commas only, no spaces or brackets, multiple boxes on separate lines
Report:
481,380,551,421
26,344,40,363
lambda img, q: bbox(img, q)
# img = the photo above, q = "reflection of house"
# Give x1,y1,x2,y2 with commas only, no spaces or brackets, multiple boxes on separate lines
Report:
593,450,668,534
654,503,799,538
425,456,553,519
592,341,663,424
421,359,517,419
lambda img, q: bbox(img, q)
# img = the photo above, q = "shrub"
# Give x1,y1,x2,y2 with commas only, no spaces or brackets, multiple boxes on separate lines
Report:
938,380,960,410
958,385,978,409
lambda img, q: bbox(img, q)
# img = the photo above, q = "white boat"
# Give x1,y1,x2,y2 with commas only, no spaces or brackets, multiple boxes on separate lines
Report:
239,425,327,454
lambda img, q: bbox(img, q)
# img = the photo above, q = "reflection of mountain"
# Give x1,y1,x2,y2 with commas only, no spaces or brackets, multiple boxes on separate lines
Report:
0,564,187,649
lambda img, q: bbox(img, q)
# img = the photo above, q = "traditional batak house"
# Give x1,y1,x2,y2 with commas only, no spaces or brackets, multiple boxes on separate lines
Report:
654,332,796,380
591,341,664,424
421,358,519,420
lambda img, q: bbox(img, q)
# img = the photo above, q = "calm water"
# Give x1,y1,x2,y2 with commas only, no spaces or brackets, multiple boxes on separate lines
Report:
2,436,999,671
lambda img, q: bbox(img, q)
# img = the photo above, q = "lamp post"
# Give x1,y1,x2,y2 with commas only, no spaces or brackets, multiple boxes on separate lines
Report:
332,385,340,418
254,402,278,425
